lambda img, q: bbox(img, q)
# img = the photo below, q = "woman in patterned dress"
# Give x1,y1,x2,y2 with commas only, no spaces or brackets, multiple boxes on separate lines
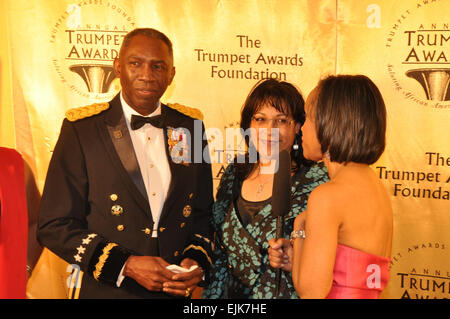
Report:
202,79,328,299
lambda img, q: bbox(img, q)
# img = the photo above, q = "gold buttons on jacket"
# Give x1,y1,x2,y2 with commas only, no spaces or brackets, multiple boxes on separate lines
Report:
110,194,118,201
143,228,151,235
183,205,192,217
180,222,186,228
189,193,194,199
159,227,166,232
117,225,125,231
174,251,179,257
111,205,123,216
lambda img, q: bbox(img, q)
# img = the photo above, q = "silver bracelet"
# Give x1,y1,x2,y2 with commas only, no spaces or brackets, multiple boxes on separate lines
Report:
290,230,306,240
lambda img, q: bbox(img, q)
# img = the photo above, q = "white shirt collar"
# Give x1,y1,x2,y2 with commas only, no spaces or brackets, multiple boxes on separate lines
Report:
120,92,161,127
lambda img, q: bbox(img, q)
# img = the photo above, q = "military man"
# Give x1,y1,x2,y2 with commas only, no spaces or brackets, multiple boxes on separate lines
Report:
38,28,213,299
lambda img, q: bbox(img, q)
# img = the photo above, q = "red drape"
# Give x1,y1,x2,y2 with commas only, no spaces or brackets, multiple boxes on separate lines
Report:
0,147,28,298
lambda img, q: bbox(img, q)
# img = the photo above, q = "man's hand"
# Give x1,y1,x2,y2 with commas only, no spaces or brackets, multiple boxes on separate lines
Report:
123,255,174,292
268,238,293,272
162,258,204,297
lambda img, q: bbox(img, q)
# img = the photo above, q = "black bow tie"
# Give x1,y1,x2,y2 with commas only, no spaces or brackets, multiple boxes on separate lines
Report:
130,114,164,130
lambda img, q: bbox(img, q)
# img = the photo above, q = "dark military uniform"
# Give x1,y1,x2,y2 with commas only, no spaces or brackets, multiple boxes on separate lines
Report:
37,95,213,299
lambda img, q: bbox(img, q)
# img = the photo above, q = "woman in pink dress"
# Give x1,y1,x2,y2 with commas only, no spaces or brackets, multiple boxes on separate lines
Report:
269,75,393,299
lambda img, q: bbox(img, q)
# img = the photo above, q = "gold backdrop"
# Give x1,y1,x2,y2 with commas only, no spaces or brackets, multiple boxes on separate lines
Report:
0,0,448,299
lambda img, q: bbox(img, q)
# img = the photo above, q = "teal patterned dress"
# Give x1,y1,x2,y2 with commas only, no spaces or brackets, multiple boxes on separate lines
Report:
202,162,328,299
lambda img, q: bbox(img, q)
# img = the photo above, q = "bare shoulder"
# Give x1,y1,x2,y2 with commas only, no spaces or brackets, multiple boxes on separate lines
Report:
308,181,345,204
305,182,343,222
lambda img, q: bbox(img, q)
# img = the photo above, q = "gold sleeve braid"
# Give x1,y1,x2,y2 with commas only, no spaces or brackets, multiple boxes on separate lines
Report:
65,103,110,122
167,103,204,121
93,243,118,281
182,244,212,265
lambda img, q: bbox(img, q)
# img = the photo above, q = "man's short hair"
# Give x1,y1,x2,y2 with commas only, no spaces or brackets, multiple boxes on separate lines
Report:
120,28,173,59
314,74,387,165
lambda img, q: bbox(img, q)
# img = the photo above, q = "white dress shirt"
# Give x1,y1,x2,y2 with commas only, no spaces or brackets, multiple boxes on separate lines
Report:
117,93,172,287
120,93,172,238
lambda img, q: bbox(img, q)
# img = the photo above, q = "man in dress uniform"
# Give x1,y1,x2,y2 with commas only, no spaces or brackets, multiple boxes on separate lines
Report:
37,28,214,299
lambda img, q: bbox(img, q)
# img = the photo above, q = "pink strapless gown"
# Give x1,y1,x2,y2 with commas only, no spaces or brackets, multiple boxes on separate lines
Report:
326,244,390,299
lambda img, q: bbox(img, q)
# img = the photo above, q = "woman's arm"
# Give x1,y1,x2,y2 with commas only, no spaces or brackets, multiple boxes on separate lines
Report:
292,184,341,299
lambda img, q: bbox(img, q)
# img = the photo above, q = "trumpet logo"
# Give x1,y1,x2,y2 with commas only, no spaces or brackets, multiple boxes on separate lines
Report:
69,64,116,93
50,2,135,98
385,0,450,108
406,68,450,101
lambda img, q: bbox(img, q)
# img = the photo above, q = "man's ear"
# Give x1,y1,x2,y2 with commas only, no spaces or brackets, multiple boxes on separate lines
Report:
113,58,121,78
169,66,176,85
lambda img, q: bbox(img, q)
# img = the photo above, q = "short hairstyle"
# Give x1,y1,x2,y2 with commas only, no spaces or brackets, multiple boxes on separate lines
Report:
120,28,173,60
313,74,386,164
236,78,310,181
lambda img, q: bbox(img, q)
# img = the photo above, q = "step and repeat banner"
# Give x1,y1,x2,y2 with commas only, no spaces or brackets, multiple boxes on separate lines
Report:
0,0,448,299
336,0,449,299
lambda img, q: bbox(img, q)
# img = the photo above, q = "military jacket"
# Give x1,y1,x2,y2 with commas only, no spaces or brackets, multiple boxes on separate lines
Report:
38,95,213,298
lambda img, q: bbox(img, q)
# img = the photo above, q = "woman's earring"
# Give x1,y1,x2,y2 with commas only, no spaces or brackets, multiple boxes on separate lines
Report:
324,150,331,160
292,134,300,150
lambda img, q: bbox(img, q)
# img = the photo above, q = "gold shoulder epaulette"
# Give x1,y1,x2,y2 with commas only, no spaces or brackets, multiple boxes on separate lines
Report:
65,103,110,122
167,103,204,121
